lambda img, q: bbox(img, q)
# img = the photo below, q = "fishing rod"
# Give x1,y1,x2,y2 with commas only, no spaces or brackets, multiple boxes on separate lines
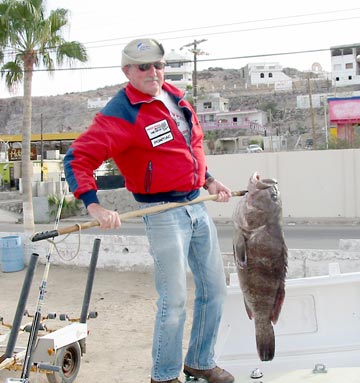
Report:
30,190,247,242
20,180,69,381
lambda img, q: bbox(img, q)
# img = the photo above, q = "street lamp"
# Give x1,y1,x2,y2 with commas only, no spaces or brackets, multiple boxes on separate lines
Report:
180,39,208,112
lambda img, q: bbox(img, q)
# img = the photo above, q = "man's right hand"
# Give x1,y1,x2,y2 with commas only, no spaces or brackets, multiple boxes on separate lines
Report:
87,203,121,229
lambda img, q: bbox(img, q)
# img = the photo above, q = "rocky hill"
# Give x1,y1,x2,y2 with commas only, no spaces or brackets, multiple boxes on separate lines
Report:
0,67,357,146
0,84,120,135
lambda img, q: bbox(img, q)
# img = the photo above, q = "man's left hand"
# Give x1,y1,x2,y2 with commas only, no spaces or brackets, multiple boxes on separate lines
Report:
207,179,232,202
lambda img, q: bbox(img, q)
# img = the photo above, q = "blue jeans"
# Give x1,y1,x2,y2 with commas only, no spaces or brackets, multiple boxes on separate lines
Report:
142,202,227,381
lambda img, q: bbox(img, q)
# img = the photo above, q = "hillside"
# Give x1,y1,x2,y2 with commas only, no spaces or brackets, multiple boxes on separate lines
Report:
0,67,357,145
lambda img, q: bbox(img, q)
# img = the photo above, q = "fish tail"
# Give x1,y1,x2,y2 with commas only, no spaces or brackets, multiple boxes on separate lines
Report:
255,319,275,361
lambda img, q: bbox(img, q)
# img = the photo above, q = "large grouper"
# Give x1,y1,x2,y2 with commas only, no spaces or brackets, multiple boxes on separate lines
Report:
232,172,288,361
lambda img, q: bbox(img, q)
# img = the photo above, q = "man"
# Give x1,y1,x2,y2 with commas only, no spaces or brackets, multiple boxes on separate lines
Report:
64,38,234,383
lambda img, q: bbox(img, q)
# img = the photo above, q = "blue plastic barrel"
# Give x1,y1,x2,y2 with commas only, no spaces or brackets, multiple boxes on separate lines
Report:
0,235,24,272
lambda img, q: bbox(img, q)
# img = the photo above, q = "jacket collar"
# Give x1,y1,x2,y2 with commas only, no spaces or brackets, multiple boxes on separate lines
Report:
125,81,185,104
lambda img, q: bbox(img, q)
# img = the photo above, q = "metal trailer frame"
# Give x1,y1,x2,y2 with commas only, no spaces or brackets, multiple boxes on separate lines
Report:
0,237,101,383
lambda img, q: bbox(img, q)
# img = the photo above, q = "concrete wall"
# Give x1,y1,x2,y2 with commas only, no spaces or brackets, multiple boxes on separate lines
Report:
62,148,360,222
205,148,360,220
3,148,360,277
4,231,360,280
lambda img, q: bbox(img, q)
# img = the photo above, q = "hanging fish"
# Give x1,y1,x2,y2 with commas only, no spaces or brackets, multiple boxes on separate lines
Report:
232,172,288,361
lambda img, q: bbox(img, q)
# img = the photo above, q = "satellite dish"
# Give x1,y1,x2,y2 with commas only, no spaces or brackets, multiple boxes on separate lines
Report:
311,62,322,72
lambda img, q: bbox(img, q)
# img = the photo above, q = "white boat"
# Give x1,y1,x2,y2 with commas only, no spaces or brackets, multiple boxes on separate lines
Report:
215,264,360,382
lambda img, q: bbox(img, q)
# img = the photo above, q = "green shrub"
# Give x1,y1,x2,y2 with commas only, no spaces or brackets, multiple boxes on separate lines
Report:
48,194,81,218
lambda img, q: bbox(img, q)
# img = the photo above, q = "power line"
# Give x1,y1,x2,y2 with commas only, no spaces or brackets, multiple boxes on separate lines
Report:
2,8,360,55
1,8,358,78
83,15,360,50
3,14,344,59
196,48,331,64
19,47,330,73
80,7,360,47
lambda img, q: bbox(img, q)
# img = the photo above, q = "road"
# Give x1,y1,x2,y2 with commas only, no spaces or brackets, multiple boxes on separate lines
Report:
92,221,360,251
9,218,359,252
215,222,360,252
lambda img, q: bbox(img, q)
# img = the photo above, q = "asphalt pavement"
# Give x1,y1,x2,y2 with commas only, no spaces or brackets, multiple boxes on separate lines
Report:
1,208,360,251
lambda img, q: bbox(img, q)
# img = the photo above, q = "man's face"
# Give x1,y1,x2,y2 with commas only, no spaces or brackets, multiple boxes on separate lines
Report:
122,62,165,96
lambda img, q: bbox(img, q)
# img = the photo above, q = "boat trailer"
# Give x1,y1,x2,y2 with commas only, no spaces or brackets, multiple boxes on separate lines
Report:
0,238,101,383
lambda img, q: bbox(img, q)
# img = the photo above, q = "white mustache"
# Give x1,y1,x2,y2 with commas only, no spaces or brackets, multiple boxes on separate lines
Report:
145,77,159,81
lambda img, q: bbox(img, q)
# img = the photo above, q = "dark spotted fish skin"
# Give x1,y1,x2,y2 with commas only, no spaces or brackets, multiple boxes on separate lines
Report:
232,172,288,361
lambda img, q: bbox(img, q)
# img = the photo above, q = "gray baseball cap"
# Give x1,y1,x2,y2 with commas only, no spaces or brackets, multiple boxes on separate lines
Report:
121,38,165,67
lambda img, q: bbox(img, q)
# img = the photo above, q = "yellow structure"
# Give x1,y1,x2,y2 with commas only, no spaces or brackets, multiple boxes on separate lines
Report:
0,132,81,143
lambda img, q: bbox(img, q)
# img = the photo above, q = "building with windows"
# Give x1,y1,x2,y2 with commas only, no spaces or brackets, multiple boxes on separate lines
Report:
196,93,229,114
331,44,360,87
242,62,292,91
328,96,360,145
196,93,268,134
164,50,192,91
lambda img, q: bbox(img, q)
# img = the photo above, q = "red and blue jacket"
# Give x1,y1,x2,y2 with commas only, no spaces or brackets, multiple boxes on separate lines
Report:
63,81,208,207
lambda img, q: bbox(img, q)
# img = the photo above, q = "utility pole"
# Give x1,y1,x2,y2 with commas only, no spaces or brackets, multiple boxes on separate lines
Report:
180,39,208,112
323,97,329,149
307,74,316,149
268,109,273,152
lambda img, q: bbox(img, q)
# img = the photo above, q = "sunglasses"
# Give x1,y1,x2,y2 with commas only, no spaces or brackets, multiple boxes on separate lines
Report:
135,62,165,71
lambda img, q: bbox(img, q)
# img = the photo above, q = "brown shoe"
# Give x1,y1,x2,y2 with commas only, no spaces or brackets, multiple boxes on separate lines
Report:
150,379,182,383
183,365,234,383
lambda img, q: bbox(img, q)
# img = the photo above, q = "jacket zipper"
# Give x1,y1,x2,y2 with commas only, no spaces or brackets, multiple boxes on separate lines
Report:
144,161,153,193
179,103,199,188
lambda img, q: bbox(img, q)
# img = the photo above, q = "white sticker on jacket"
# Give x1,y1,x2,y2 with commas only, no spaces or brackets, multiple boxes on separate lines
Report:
151,132,173,147
145,119,174,147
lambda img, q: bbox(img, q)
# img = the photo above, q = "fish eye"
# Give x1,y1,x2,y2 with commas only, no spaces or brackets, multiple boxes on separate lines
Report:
270,185,279,200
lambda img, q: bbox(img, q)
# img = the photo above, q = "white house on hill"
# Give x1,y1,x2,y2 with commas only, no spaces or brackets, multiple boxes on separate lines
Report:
331,43,360,87
243,62,292,91
164,50,192,91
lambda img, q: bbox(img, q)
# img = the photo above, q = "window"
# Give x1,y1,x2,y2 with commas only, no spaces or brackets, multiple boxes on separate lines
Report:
168,62,182,68
269,73,273,78
203,102,212,109
260,73,265,78
164,74,183,81
348,76,352,80
343,47,353,55
331,48,342,57
345,63,353,69
336,77,340,81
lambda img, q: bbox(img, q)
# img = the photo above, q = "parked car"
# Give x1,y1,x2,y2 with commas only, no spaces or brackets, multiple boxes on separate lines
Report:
305,138,313,150
246,144,263,153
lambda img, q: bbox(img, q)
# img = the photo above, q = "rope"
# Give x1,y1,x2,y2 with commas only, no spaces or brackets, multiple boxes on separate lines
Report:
46,223,82,262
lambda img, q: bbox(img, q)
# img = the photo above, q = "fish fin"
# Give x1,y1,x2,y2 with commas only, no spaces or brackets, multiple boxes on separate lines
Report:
244,299,254,320
233,231,247,268
271,255,287,324
255,319,275,361
271,280,286,324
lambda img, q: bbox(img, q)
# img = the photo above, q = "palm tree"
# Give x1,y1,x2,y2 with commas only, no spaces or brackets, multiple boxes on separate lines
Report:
0,0,87,231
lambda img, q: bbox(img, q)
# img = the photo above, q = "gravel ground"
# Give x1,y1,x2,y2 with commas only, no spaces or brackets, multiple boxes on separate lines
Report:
0,264,196,383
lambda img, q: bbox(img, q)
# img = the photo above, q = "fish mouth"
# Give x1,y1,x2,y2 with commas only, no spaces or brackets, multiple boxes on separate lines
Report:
250,172,261,186
250,172,278,190
251,172,270,190
252,172,260,181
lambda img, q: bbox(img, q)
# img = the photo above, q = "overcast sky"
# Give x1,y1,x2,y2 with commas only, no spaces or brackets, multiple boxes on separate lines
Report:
1,0,360,98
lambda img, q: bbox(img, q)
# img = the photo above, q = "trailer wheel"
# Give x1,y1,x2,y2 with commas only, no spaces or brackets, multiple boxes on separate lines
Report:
46,341,81,383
